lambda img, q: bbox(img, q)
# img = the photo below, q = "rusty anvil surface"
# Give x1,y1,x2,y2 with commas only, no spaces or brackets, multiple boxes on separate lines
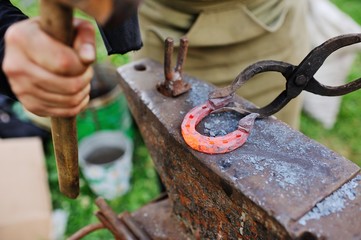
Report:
117,59,361,239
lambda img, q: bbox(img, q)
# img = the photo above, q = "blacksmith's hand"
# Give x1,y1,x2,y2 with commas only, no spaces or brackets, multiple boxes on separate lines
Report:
2,17,95,117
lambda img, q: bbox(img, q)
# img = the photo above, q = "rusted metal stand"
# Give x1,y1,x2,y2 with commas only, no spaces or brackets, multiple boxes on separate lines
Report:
69,195,190,239
112,58,361,239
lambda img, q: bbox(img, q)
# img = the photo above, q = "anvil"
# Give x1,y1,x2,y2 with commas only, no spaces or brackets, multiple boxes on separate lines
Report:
117,58,361,239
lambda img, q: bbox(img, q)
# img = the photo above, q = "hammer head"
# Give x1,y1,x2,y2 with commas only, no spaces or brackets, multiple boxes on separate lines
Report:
56,0,142,27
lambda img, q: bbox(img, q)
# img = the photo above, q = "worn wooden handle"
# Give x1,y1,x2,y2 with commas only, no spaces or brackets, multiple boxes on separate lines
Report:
40,0,79,199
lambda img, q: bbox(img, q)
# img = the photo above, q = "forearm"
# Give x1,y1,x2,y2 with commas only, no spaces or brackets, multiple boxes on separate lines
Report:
0,0,28,99
98,12,142,55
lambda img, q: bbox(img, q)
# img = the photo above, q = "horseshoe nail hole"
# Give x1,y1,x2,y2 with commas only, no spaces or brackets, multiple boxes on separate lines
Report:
134,64,147,71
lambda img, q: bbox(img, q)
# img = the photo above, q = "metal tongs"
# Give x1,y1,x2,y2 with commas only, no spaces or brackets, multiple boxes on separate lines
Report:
209,33,361,117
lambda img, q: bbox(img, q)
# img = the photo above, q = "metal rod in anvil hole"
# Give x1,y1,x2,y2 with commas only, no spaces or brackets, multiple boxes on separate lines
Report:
157,37,191,97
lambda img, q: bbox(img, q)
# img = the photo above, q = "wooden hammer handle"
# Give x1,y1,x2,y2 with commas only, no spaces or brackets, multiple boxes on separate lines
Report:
40,0,79,199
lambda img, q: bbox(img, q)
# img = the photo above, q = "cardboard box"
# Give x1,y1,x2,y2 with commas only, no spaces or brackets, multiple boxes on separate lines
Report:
0,137,52,240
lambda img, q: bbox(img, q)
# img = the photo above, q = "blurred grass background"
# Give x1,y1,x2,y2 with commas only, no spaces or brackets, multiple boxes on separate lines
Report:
8,0,361,239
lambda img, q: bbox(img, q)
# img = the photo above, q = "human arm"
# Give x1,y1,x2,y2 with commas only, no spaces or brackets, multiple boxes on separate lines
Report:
48,0,143,53
2,17,95,117
0,0,28,99
98,13,143,55
1,1,142,117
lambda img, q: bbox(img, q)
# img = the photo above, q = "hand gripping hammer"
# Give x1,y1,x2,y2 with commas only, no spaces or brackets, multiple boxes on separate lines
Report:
39,0,140,198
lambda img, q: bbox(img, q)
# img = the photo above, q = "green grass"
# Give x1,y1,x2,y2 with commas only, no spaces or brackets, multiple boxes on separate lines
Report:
331,0,361,25
8,0,361,238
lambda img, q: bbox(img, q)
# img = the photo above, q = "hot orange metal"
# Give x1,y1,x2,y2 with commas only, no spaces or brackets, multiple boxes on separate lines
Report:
181,100,250,154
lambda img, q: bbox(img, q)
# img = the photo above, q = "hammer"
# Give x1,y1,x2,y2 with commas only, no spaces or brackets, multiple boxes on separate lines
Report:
39,0,140,198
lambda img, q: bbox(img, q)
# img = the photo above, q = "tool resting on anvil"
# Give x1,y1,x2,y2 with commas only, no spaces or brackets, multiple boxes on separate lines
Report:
39,0,140,198
210,33,361,117
182,33,361,154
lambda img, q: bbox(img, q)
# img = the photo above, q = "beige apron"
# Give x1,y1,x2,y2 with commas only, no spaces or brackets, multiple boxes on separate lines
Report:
132,0,310,129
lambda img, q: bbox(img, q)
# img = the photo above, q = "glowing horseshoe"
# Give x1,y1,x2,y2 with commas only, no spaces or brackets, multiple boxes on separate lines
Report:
181,100,259,154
